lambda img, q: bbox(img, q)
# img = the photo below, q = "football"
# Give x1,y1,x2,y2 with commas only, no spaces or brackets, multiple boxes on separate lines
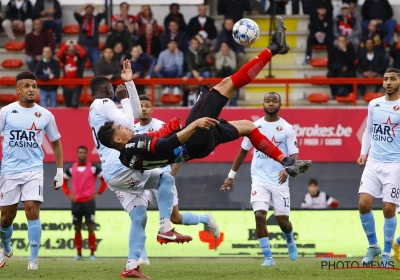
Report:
232,18,260,46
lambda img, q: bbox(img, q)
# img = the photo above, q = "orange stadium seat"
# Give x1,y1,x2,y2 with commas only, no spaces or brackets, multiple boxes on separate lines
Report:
310,58,328,67
2,59,23,68
363,92,384,102
98,42,105,50
396,24,400,34
160,94,182,104
335,92,356,103
312,45,327,50
0,94,17,103
308,93,330,103
57,94,65,104
63,25,79,34
98,24,110,34
4,41,25,51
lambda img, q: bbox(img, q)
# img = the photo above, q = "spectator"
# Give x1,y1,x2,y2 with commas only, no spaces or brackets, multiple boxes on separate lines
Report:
215,42,237,78
343,0,358,15
389,35,400,70
301,179,339,209
57,40,86,108
266,0,289,15
357,38,388,96
215,18,247,68
111,2,136,34
360,19,385,53
164,3,187,34
130,45,152,94
33,0,62,44
113,42,125,65
303,5,333,65
136,5,159,38
309,0,333,20
183,35,211,80
217,0,250,23
94,48,121,80
74,3,105,74
137,23,162,76
154,39,184,95
0,2,3,27
2,0,33,41
333,3,361,52
327,35,356,98
292,0,310,15
25,18,55,72
361,0,396,46
105,20,133,58
34,46,60,108
161,19,189,53
187,4,217,42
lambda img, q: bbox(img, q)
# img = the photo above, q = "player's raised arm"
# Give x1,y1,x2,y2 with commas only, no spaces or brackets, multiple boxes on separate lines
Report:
121,59,142,121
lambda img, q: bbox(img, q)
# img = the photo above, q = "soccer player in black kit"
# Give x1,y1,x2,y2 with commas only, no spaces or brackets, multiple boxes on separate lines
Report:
97,17,312,178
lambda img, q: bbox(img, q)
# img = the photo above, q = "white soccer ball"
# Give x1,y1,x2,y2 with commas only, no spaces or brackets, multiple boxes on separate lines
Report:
232,18,260,46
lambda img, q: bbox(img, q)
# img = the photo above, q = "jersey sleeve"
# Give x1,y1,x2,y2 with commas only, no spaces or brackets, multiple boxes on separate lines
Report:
361,100,374,155
93,163,103,178
44,112,61,142
241,136,252,151
96,99,134,130
0,105,10,134
287,126,299,155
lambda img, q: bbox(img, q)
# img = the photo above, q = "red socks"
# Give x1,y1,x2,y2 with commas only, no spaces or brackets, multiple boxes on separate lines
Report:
230,48,272,89
74,233,82,255
248,128,285,162
89,233,96,255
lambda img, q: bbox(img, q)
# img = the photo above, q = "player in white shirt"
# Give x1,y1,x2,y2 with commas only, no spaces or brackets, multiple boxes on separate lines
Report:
88,60,190,279
134,95,220,265
357,68,400,267
221,92,299,266
0,72,64,270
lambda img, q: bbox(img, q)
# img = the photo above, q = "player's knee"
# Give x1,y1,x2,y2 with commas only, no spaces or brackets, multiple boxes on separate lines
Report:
382,203,396,218
0,217,13,228
129,205,147,222
276,217,291,231
159,173,175,190
254,211,267,225
358,199,372,213
25,207,39,220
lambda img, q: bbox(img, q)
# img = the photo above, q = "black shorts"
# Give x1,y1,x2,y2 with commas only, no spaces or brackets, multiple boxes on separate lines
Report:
72,200,96,224
185,84,239,159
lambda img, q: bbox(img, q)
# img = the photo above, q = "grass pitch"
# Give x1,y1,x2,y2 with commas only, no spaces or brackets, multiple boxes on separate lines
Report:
1,258,399,279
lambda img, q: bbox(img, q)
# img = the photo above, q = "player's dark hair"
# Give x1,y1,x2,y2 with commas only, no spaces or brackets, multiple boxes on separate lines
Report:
16,71,37,82
308,179,318,186
120,2,129,7
385,68,400,74
90,76,111,97
139,95,152,103
264,92,281,102
98,121,116,149
77,145,88,151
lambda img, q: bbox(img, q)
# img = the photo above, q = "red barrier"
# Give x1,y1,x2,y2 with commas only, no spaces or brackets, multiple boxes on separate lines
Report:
0,108,367,163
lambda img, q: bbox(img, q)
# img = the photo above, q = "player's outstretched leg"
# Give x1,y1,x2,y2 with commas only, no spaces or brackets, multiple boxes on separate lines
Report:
121,206,150,278
0,224,13,268
27,219,42,270
176,210,220,239
359,210,381,264
156,173,192,244
393,236,400,262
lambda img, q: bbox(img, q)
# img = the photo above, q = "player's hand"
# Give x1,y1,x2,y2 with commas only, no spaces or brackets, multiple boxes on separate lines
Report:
220,177,234,192
121,59,133,82
115,84,128,100
90,193,101,200
53,168,63,190
68,193,76,202
195,117,219,129
357,154,366,167
278,169,289,184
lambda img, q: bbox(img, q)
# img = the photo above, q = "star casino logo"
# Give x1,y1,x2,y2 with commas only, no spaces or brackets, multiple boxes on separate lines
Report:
372,116,399,142
126,177,140,191
9,122,42,148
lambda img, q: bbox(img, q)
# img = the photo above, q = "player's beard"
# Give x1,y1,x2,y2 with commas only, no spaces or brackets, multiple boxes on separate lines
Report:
385,85,400,96
264,107,280,117
21,96,35,103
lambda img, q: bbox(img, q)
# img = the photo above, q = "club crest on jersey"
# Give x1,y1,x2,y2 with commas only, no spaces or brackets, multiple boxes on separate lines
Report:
394,106,400,111
34,112,42,118
252,190,257,196
148,128,154,132
276,126,283,131
127,177,140,191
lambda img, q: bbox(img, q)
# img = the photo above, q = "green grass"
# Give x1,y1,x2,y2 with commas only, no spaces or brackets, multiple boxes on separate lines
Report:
1,258,400,279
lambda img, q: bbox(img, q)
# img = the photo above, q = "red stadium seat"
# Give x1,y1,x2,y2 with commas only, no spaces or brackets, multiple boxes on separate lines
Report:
363,92,384,102
396,24,400,34
0,94,17,103
98,42,105,50
308,93,330,103
335,92,356,103
160,94,182,104
2,59,23,68
14,29,25,35
312,45,327,50
85,60,92,68
310,58,328,67
157,25,164,34
57,94,65,104
4,41,25,51
63,25,79,34
98,24,110,34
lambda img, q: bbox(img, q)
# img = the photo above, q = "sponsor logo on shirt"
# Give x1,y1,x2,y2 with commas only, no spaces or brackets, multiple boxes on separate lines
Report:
127,177,140,191
129,155,138,168
9,122,42,148
372,116,398,143
11,110,18,114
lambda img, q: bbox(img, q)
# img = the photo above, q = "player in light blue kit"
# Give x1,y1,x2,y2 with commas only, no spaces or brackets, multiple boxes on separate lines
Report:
357,68,400,267
89,60,190,278
221,92,299,266
0,72,64,270
134,95,220,266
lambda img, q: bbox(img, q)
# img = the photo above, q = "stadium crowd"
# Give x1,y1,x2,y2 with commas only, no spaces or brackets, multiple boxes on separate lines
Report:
0,0,399,105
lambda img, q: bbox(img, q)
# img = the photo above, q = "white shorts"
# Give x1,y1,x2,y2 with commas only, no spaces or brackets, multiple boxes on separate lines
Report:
106,168,163,194
144,185,179,206
0,171,44,206
359,160,400,205
114,191,148,214
250,181,290,216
